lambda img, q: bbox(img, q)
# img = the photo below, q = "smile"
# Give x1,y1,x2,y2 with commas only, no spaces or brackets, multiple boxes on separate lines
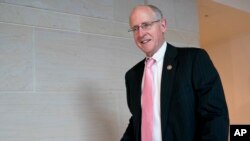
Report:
140,39,151,44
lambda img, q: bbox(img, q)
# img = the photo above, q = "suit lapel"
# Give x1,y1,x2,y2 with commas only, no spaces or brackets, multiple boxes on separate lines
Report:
161,44,178,136
134,60,144,117
133,59,145,140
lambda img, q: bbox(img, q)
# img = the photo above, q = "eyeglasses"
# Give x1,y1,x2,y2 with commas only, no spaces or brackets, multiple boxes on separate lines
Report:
128,20,161,33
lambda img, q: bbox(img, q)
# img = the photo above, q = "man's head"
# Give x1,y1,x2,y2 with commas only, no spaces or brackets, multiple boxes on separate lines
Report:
129,5,167,57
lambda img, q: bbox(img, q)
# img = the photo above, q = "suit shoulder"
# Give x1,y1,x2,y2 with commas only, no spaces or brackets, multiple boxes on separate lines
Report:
167,43,208,56
174,46,209,59
125,59,144,78
176,46,206,53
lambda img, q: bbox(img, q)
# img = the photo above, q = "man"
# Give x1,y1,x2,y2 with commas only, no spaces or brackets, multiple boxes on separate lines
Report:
121,5,229,141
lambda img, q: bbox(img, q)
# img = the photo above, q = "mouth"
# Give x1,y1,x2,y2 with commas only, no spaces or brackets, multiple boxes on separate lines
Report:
140,39,151,44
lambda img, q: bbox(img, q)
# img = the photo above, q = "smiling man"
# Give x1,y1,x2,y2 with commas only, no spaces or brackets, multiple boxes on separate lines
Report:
129,5,166,57
121,5,229,141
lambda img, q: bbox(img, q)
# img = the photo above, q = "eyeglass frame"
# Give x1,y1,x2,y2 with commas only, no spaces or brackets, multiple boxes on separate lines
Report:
128,19,161,33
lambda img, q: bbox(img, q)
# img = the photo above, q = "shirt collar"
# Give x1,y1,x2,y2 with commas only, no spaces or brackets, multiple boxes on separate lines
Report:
151,41,167,62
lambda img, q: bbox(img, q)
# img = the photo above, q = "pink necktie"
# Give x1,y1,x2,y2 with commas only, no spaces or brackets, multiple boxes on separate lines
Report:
141,58,155,141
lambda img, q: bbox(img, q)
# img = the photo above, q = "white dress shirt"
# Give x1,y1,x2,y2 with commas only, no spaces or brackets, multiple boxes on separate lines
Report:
142,41,167,141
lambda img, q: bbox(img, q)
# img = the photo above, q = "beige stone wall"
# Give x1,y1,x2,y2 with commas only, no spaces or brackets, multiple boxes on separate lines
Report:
0,0,199,140
205,32,250,124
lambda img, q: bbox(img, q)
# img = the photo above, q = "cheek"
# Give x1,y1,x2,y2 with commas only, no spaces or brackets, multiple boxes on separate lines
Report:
133,36,138,43
133,34,138,41
133,37,141,47
134,36,141,44
155,32,163,41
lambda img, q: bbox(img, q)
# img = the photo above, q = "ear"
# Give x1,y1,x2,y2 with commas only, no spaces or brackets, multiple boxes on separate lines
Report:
160,18,167,32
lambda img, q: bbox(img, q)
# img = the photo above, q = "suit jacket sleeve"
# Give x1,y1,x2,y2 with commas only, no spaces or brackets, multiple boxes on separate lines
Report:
193,49,229,141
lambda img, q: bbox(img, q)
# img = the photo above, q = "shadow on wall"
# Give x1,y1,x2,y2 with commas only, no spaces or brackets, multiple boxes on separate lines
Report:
78,80,119,141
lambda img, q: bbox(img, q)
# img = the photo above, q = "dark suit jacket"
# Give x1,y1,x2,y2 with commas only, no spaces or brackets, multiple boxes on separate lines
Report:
121,43,229,141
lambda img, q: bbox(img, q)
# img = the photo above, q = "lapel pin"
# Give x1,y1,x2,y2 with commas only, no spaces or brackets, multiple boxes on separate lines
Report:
167,65,172,70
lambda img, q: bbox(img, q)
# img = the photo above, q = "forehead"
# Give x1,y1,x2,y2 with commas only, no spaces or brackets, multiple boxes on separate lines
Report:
129,6,155,26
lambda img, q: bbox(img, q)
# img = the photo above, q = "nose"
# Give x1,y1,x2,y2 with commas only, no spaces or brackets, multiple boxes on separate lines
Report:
136,27,146,37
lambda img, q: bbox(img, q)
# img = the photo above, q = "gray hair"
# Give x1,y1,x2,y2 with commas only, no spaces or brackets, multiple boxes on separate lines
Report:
147,5,163,20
